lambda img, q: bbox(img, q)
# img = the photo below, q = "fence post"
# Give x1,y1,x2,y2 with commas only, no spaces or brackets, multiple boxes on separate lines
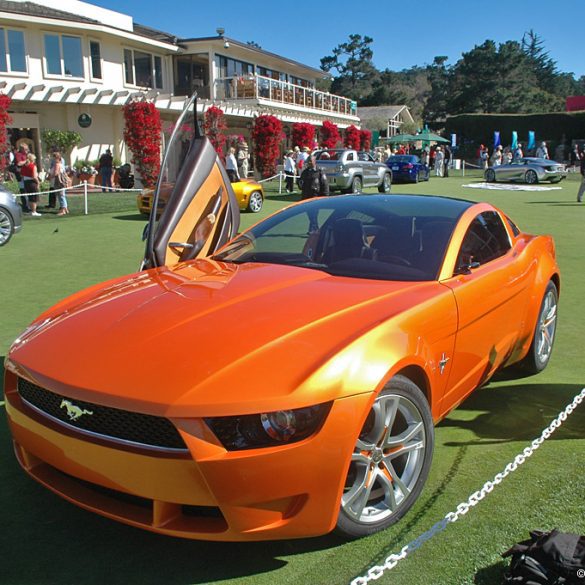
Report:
462,160,465,177
279,171,283,194
83,181,88,215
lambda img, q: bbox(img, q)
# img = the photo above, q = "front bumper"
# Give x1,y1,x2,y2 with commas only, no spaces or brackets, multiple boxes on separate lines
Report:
4,369,371,541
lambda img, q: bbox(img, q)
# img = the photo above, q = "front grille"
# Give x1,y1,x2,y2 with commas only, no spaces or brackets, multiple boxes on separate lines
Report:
17,378,188,451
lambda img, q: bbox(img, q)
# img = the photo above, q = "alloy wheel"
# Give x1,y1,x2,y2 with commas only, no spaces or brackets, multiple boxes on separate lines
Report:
341,393,427,524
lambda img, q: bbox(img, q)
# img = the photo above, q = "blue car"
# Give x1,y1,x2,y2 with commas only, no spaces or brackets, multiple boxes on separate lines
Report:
386,155,430,183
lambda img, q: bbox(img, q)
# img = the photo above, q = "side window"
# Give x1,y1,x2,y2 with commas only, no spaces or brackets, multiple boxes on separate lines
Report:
346,152,354,162
456,211,511,271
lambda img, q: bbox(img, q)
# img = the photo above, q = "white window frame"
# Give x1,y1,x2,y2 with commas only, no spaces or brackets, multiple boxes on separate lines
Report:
88,38,103,83
0,27,28,76
122,47,164,90
42,31,84,80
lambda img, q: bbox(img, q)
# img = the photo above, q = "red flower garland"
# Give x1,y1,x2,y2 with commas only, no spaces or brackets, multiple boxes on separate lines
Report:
360,129,372,151
203,105,228,161
291,123,315,150
252,115,283,178
344,125,361,150
122,99,162,189
0,93,12,171
320,121,340,149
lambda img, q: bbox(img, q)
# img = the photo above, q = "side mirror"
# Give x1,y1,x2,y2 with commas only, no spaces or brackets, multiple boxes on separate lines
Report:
455,254,480,275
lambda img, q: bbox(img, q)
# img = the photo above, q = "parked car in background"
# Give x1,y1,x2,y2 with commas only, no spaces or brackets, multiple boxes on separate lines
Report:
386,155,430,183
314,149,392,193
137,178,264,216
485,158,568,184
0,186,23,246
5,94,560,542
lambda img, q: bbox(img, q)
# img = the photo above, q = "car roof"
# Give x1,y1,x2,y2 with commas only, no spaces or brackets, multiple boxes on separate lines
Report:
292,194,474,218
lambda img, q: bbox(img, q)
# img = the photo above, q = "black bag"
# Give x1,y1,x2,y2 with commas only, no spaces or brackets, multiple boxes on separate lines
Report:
502,529,585,584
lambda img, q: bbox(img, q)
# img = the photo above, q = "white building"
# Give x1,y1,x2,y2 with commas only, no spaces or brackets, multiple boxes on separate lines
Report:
0,0,359,167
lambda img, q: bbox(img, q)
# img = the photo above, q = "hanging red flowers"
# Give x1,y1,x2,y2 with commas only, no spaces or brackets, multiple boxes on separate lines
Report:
291,123,315,150
252,115,283,178
122,99,162,189
320,121,340,149
0,93,12,171
343,125,361,150
360,129,372,151
203,105,228,160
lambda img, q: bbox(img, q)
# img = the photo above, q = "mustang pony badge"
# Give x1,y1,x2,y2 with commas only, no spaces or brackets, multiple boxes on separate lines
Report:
60,399,93,421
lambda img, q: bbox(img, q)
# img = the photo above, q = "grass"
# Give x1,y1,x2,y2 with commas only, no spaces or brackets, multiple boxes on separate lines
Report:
1,172,584,585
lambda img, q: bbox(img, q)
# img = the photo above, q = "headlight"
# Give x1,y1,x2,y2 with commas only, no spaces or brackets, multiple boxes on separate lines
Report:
206,403,332,451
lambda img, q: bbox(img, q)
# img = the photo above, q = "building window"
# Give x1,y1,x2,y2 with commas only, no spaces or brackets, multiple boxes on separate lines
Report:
44,33,83,77
89,40,102,80
123,48,163,89
0,28,26,73
216,55,254,78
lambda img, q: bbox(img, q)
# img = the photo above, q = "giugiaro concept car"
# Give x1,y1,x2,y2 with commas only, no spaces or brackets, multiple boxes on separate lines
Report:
5,96,560,541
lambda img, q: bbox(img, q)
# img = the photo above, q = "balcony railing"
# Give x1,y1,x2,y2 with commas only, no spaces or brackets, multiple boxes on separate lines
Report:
214,74,357,117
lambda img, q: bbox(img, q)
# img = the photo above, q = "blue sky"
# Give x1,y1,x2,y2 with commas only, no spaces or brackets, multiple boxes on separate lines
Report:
94,0,584,78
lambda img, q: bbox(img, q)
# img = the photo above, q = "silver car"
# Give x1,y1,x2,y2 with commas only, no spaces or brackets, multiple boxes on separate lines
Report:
485,157,567,185
0,186,23,246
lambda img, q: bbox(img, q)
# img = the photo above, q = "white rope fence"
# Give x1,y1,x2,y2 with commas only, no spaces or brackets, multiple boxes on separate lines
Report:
351,387,585,585
15,181,143,215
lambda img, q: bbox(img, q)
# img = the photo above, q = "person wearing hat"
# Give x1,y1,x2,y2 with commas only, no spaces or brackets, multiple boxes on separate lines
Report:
237,141,249,178
297,146,310,171
283,150,296,193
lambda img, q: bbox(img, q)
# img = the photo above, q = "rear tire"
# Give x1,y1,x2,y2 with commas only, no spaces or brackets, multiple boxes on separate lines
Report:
336,375,434,539
520,281,558,374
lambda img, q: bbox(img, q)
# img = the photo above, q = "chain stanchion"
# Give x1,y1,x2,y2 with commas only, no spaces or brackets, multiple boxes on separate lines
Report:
350,387,585,585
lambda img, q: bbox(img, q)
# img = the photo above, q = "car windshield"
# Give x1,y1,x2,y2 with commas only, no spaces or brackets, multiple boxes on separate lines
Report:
388,156,417,164
214,195,472,281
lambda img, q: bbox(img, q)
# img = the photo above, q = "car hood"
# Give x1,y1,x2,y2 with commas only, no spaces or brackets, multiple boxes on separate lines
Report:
8,259,442,416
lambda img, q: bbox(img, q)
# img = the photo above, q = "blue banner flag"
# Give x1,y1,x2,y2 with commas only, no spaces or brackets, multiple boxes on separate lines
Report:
451,133,457,147
494,131,501,148
511,131,518,150
527,131,535,151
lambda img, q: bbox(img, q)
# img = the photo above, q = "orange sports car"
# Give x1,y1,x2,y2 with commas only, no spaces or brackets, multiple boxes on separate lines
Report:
4,97,560,542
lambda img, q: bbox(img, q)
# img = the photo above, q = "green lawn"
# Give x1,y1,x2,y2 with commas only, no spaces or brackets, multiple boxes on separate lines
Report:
1,173,584,585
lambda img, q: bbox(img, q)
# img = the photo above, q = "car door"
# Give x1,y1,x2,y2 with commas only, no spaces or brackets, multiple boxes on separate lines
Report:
142,95,240,269
438,210,532,412
358,152,377,186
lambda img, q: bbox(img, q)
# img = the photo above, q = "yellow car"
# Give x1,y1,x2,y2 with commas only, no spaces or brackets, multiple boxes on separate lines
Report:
137,178,264,216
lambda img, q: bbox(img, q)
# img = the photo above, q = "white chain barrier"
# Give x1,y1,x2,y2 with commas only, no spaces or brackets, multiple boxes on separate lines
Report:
350,387,585,585
14,181,143,215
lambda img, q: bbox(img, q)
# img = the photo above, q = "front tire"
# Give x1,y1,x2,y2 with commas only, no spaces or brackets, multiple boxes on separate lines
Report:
336,375,434,539
485,169,496,183
0,207,14,246
520,281,558,374
525,170,538,184
378,173,392,193
247,191,263,213
350,176,363,194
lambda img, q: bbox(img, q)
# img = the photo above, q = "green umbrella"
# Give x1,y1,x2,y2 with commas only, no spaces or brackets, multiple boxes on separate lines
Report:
384,134,416,144
412,131,450,143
